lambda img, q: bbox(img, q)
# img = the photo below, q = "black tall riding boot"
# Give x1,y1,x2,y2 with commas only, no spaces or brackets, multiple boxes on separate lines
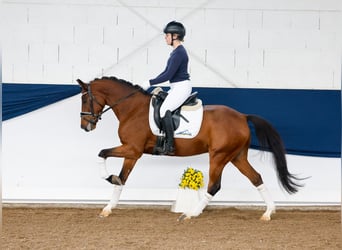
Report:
161,110,175,155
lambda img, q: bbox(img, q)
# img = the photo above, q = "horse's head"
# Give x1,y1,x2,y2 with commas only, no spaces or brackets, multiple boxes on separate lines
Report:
77,79,105,132
77,76,148,132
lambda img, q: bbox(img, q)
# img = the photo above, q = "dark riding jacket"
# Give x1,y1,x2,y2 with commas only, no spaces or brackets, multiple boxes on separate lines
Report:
149,45,190,85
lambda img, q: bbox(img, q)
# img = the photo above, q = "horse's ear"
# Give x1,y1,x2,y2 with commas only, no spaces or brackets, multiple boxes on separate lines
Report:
77,79,88,91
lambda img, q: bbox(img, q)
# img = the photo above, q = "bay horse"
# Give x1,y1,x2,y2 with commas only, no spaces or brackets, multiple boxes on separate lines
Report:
77,76,302,221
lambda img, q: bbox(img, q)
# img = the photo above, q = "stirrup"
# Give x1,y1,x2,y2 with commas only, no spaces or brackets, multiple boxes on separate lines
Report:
154,141,174,155
165,144,175,155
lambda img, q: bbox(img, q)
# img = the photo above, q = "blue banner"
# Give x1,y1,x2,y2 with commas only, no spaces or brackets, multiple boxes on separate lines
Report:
194,87,341,158
2,83,80,121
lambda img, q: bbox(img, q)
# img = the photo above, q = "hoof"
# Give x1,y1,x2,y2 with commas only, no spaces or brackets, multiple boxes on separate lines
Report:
99,208,112,218
177,213,191,221
259,209,275,221
259,214,271,221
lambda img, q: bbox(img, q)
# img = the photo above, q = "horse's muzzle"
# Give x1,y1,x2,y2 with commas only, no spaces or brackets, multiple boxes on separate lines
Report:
80,112,100,132
86,123,92,132
81,120,96,132
82,123,92,132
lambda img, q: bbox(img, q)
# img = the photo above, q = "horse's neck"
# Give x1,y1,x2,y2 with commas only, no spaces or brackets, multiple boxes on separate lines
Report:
106,85,150,121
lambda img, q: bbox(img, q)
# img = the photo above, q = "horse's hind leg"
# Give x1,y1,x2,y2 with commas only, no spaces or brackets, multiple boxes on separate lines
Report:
232,152,275,221
256,183,276,221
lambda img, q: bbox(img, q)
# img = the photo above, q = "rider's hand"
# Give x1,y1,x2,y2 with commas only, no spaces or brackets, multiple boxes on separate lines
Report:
139,80,151,90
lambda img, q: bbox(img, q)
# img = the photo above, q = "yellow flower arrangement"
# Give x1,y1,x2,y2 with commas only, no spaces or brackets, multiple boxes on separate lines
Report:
179,167,204,190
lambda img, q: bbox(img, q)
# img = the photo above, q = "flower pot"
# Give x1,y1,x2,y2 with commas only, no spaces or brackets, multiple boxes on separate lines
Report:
171,188,201,213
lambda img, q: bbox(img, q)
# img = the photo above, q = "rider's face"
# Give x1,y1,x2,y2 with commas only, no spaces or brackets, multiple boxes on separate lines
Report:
165,33,172,45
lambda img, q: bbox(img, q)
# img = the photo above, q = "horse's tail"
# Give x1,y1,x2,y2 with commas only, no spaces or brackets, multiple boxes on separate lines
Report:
247,115,302,194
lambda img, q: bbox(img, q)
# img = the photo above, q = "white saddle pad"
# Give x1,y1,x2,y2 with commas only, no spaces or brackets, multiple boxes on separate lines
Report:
148,99,203,139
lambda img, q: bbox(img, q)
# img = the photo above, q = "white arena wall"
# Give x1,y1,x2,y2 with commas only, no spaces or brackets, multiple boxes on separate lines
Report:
2,0,341,88
2,0,341,206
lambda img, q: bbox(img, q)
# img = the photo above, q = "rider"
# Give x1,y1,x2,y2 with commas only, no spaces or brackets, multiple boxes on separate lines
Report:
140,21,191,155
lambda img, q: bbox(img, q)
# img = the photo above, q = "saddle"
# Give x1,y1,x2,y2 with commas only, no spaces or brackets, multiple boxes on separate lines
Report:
151,87,199,131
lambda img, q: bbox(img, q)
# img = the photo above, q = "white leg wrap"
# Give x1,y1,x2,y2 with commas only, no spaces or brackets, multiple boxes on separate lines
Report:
103,184,123,212
257,184,276,220
188,192,213,217
97,157,110,179
100,184,123,217
101,185,122,217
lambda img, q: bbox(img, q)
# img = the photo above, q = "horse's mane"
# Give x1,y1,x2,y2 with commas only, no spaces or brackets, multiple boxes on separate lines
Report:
91,76,150,95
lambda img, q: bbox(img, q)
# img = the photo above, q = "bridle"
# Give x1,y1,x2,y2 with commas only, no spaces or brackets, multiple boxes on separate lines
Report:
80,83,139,125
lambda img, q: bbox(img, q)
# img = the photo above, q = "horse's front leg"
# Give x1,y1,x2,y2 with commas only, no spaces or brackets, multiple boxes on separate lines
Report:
99,157,138,217
179,152,227,221
98,144,142,184
97,144,141,217
99,144,142,159
178,192,213,221
178,171,221,221
100,182,123,217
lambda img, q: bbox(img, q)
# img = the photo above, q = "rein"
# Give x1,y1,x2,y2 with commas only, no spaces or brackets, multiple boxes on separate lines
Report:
80,84,140,124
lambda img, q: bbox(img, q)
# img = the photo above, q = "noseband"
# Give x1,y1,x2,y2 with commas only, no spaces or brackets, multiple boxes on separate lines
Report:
80,84,139,125
80,84,103,125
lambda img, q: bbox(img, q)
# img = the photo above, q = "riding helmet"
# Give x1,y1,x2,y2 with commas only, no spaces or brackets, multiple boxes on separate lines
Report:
163,21,186,40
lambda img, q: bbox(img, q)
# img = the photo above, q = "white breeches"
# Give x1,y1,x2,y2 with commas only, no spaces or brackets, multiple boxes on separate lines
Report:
160,80,192,117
